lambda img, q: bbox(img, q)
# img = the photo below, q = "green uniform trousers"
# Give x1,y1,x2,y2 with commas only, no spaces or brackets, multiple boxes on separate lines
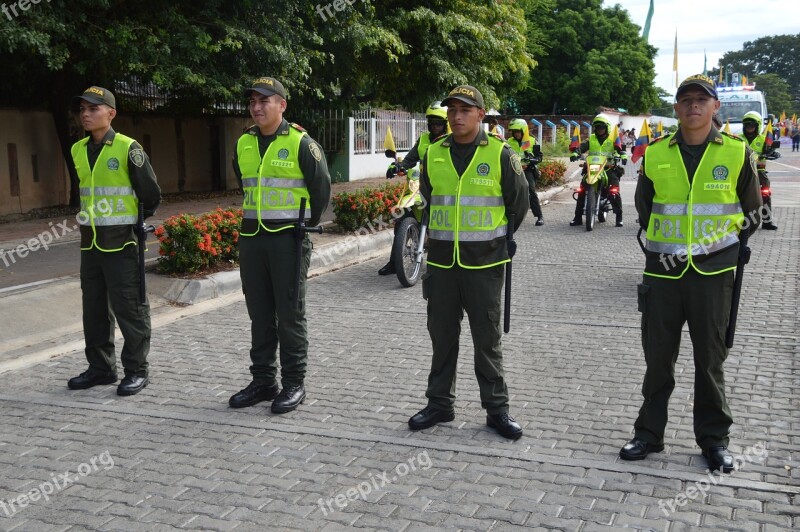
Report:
239,231,311,388
634,268,735,450
423,264,509,414
80,245,150,377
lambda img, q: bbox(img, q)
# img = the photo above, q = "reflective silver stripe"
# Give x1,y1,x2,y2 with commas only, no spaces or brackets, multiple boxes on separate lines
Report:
431,195,456,206
80,186,134,196
243,210,308,220
91,216,138,226
459,196,504,207
428,229,454,241
645,240,684,254
652,203,688,215
458,226,507,241
241,177,305,188
692,204,743,215
645,232,739,255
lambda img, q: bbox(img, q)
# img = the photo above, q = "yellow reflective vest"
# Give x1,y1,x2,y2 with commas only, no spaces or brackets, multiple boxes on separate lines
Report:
426,135,509,269
71,134,138,252
643,134,746,278
237,126,310,235
589,135,615,157
417,132,433,159
745,133,768,170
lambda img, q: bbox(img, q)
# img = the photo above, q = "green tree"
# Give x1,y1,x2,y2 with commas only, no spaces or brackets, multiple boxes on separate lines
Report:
751,74,795,116
512,0,659,114
718,34,800,110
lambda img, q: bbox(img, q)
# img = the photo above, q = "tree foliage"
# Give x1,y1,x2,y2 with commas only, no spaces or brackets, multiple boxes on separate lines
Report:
752,74,795,116
717,34,800,111
511,0,659,115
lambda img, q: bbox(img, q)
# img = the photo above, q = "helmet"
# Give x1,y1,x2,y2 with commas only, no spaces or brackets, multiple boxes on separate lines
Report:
742,111,762,127
508,118,527,131
425,101,447,121
592,115,612,131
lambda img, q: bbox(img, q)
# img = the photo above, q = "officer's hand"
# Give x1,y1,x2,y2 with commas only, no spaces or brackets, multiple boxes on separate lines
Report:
386,163,398,179
507,239,517,258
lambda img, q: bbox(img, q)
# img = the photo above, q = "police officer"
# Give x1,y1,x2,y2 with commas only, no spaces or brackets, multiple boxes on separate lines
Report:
741,111,778,230
569,115,627,227
621,74,762,472
408,85,528,440
228,77,331,413
506,118,544,226
379,102,449,276
67,86,161,396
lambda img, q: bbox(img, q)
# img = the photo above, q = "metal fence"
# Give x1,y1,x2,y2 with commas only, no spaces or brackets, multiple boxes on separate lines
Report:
354,109,426,154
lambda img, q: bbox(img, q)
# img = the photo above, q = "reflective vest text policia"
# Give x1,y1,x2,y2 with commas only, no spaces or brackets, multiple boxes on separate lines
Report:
72,134,138,252
643,135,746,278
237,124,310,235
426,135,509,269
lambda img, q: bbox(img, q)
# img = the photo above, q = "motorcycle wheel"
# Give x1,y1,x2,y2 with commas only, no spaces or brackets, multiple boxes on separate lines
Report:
392,216,422,287
585,185,596,231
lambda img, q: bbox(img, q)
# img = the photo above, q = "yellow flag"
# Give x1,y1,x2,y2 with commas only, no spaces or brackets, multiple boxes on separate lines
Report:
383,126,396,153
657,121,664,137
780,111,786,122
718,66,723,84
764,119,773,138
792,113,797,125
723,119,731,134
742,74,747,85
673,29,678,87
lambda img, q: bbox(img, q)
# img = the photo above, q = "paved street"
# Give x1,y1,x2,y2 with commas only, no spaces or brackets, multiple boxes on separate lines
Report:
0,156,798,531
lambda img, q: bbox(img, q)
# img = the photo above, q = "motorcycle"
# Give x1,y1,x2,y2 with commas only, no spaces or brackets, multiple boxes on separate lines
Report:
385,150,427,287
572,153,622,231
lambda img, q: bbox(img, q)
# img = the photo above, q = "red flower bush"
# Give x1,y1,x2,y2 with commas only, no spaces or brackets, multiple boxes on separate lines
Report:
156,207,243,274
332,182,405,232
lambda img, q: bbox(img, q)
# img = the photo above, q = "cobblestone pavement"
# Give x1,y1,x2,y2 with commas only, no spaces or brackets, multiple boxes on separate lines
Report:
0,157,798,531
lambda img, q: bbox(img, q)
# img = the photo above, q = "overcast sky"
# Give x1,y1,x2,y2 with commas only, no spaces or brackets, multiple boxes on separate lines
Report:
616,0,798,97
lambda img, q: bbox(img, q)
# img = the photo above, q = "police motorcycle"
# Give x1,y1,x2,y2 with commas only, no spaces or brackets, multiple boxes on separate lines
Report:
572,153,623,231
384,151,427,287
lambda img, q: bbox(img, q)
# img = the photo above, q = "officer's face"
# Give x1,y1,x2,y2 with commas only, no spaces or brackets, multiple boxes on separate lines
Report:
428,119,446,137
743,121,758,133
249,93,286,134
78,102,115,133
512,130,523,141
447,101,485,143
674,88,720,132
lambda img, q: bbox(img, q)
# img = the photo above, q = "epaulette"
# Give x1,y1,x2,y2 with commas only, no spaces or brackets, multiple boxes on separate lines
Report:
488,132,505,142
290,122,306,132
720,131,743,142
650,133,670,144
244,124,257,134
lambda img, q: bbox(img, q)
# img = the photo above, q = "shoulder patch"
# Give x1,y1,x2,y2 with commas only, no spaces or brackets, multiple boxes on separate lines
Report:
290,122,306,132
129,148,146,168
309,141,323,162
510,153,523,175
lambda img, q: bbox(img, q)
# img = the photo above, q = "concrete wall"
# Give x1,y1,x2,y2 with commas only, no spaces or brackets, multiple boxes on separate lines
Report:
0,110,252,216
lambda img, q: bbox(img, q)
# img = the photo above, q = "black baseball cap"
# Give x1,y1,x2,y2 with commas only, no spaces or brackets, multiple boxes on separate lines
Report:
442,85,485,109
675,74,718,100
244,77,287,100
73,86,116,109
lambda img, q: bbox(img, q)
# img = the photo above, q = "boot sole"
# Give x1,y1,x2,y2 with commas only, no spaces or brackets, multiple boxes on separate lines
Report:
408,411,455,431
619,443,664,461
67,375,117,390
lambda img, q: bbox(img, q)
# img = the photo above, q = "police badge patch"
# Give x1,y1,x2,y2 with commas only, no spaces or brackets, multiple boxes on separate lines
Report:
510,154,523,175
477,163,491,176
309,142,323,162
278,148,290,160
107,157,120,170
712,165,729,180
129,148,146,168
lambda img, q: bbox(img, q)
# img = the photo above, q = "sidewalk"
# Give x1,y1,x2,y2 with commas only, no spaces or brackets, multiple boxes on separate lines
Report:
0,170,580,373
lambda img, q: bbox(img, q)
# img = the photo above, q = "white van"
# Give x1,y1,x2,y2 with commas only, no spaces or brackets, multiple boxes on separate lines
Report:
716,84,768,135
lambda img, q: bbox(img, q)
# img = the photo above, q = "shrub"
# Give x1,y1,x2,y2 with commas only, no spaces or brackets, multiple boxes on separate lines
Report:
538,159,568,187
155,207,243,274
332,182,405,232
541,130,572,157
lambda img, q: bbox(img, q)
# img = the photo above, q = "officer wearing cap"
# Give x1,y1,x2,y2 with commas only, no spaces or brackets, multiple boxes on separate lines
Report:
408,84,529,440
741,111,778,230
228,76,331,413
621,74,762,472
67,86,161,396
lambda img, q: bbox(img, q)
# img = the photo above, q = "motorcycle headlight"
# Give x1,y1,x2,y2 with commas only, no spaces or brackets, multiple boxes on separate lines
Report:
588,164,601,173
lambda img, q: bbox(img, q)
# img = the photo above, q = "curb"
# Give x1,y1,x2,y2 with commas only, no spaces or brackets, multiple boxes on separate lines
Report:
148,229,395,306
